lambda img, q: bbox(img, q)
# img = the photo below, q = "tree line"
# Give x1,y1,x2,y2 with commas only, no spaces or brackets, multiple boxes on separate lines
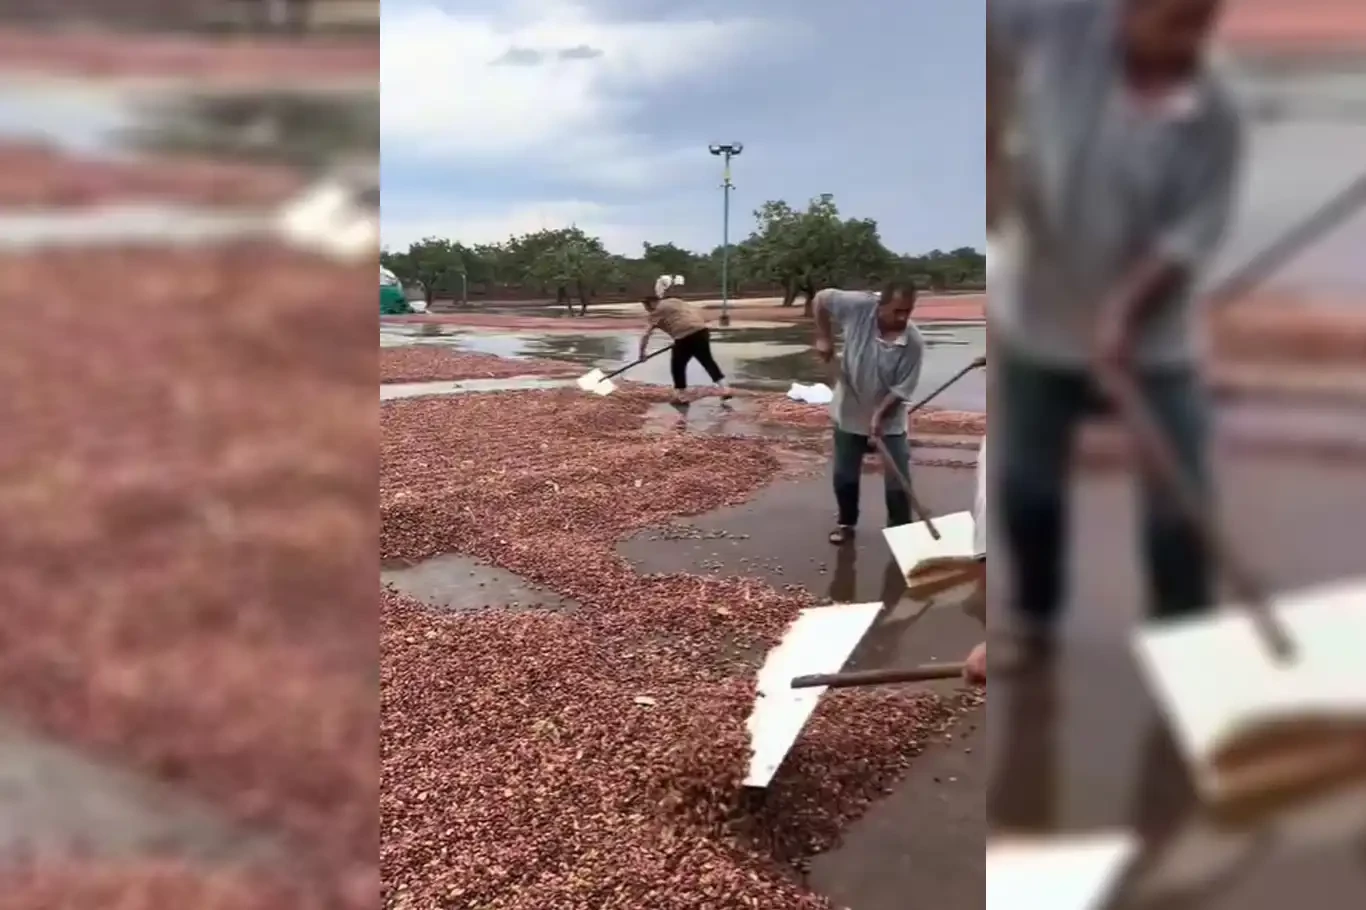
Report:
380,194,984,315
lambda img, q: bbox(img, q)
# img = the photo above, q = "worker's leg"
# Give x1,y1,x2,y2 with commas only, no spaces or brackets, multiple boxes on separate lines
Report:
830,428,867,542
1137,368,1214,619
878,431,914,527
689,329,732,398
669,335,697,401
996,350,1089,635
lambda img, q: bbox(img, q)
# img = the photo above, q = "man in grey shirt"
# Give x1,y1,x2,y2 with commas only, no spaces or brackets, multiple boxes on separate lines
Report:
990,0,1243,645
812,281,924,544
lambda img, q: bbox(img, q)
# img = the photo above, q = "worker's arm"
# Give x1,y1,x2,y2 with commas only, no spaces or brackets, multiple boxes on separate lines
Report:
872,331,925,434
1096,105,1244,368
812,289,875,361
639,304,667,358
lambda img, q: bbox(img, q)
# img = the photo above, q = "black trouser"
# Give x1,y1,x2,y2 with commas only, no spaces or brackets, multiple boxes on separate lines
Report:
995,348,1213,630
832,428,913,528
670,329,725,390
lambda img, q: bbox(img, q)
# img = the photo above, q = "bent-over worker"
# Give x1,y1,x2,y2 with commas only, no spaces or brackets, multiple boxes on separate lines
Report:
811,280,924,544
639,275,729,405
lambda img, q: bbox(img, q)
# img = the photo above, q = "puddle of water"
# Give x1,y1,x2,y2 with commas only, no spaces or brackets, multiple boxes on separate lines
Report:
0,79,377,169
380,377,575,400
382,323,988,411
641,398,829,446
639,400,980,468
382,553,577,613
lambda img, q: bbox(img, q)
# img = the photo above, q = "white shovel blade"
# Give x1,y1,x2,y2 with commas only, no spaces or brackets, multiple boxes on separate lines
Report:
592,378,617,396
744,601,882,788
1132,576,1366,806
987,833,1136,910
576,368,606,391
882,511,978,620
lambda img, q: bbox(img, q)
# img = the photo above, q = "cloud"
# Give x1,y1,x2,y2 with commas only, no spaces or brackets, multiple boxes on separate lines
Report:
492,46,545,65
379,1,789,188
557,44,604,60
491,43,604,65
381,0,985,256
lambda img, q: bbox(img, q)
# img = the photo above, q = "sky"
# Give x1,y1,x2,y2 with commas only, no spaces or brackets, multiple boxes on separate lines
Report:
380,0,985,257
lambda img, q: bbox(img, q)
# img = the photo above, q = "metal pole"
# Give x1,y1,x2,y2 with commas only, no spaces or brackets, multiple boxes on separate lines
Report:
460,272,468,307
720,150,732,328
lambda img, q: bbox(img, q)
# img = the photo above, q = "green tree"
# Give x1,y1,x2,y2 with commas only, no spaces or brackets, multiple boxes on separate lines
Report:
399,238,466,306
741,195,894,314
380,218,980,308
380,249,411,282
640,242,698,280
504,230,568,289
525,228,618,315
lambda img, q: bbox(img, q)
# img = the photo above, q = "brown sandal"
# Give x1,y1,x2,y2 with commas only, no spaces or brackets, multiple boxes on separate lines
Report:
828,525,855,545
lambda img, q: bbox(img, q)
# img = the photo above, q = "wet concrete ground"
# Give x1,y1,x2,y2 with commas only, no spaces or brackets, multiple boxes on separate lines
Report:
0,715,277,864
988,452,1366,909
621,461,985,910
379,321,989,412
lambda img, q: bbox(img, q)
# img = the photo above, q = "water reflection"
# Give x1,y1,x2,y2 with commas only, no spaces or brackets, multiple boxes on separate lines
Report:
990,663,1061,834
0,81,375,174
519,333,625,365
124,91,378,172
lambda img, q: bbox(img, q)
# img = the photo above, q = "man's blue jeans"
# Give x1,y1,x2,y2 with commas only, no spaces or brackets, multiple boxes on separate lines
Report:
995,349,1214,628
833,429,913,528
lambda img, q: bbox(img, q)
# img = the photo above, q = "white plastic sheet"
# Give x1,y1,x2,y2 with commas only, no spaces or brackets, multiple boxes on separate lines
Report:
785,382,833,405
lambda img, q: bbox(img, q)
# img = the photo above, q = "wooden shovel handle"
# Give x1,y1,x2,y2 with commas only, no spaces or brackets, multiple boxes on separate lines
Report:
791,662,966,690
603,343,673,381
873,436,940,539
1095,364,1294,662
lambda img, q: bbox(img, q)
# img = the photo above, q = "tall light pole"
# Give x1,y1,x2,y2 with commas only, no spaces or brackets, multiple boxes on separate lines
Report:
708,142,742,327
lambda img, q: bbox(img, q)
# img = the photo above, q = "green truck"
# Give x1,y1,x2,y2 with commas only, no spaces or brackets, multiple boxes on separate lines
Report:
380,266,411,314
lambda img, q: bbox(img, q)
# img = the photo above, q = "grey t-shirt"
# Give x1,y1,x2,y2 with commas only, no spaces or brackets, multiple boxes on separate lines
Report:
989,0,1244,368
825,290,925,436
